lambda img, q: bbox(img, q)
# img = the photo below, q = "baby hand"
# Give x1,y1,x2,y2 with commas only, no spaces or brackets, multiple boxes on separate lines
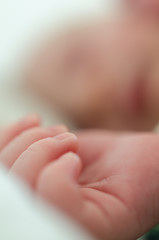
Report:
4,124,159,240
0,115,72,169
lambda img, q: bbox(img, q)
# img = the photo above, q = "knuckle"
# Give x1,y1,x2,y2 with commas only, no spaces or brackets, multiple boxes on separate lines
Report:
26,144,38,156
28,137,55,152
20,127,50,139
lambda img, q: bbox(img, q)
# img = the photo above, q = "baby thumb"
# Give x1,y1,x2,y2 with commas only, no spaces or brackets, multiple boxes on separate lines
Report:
37,152,83,216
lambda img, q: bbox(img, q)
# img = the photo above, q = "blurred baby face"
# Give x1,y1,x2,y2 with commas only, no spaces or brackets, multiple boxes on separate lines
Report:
28,19,159,131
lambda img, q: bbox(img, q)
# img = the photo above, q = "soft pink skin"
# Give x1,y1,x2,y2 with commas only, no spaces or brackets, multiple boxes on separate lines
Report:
1,117,159,239
127,0,159,11
27,17,159,131
0,114,40,151
126,0,159,17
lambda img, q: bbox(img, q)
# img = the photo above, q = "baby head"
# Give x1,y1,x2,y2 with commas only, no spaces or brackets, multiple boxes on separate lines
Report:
27,18,159,131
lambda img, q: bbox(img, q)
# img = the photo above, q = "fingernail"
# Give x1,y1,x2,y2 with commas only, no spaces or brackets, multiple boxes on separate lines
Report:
54,132,77,141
